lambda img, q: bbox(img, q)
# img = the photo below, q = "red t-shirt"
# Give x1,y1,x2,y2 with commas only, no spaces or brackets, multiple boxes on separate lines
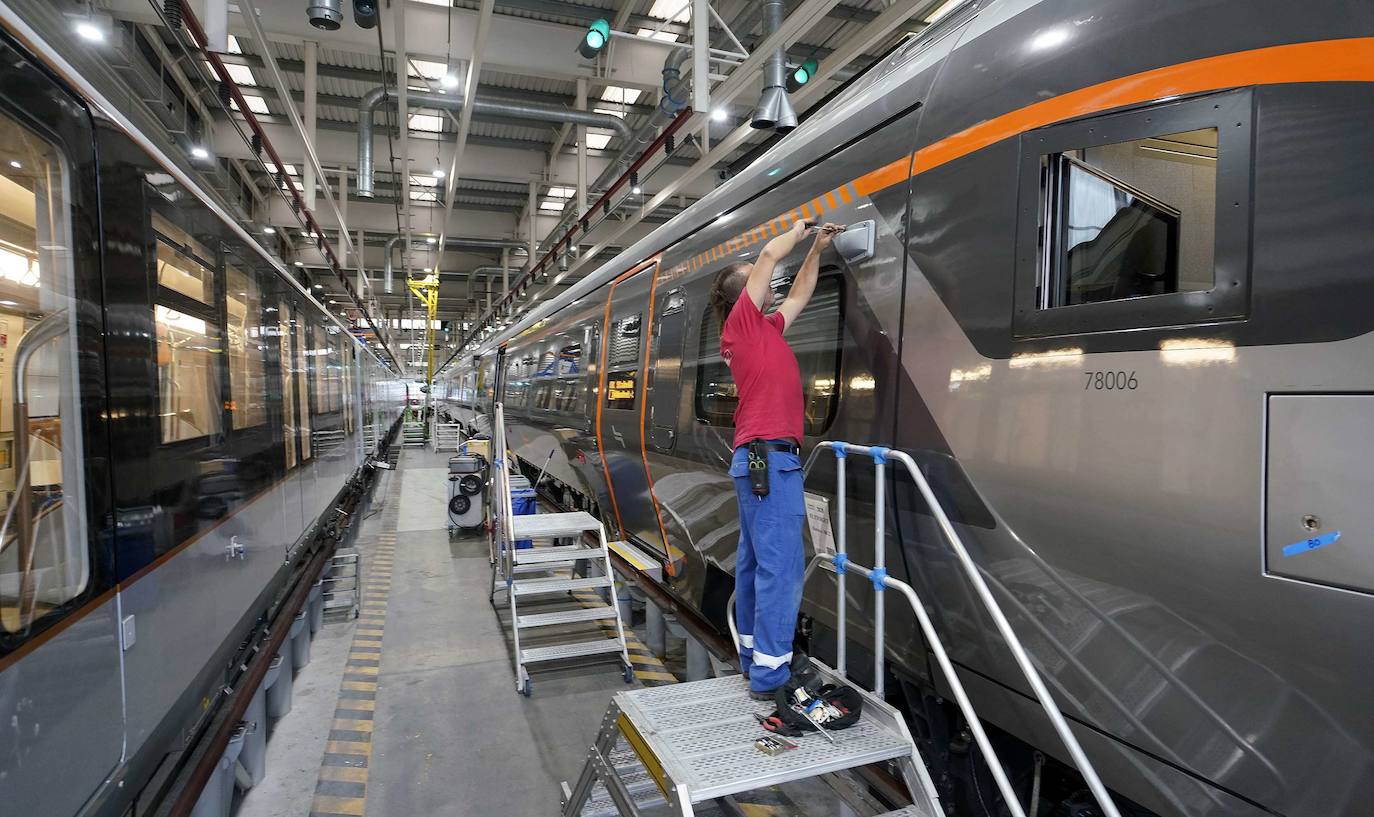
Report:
720,295,803,448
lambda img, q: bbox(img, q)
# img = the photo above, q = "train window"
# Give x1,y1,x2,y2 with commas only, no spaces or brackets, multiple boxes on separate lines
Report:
152,212,215,305
155,301,223,443
0,113,90,635
608,314,642,367
694,275,843,434
1039,129,1215,307
152,208,225,444
226,264,267,428
1015,90,1251,336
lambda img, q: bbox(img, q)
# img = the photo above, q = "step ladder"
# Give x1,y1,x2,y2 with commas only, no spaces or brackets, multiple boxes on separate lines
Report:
488,403,633,696
401,421,427,447
321,547,359,621
564,441,1125,817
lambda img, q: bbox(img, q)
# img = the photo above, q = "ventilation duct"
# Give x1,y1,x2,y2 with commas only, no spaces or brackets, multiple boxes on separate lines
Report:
356,88,633,198
751,0,797,133
306,0,343,30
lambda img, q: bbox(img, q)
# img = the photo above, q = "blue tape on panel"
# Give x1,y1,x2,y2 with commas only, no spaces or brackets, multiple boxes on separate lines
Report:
832,553,848,575
870,566,887,591
1281,530,1340,558
870,446,889,465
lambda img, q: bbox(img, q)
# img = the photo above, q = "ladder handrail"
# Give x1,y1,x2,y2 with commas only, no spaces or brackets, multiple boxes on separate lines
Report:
811,440,1123,817
727,553,1026,815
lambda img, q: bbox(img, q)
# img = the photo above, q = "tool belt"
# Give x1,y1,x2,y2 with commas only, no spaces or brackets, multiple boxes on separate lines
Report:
742,440,800,498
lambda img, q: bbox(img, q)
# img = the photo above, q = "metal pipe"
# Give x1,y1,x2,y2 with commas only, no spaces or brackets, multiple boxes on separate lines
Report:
356,88,632,198
302,40,317,211
835,451,846,678
872,453,885,699
751,0,797,132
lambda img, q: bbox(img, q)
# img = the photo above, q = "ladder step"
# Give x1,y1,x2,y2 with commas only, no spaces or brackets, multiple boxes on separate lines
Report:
520,638,624,664
514,545,607,564
517,605,619,628
510,511,603,540
512,575,612,596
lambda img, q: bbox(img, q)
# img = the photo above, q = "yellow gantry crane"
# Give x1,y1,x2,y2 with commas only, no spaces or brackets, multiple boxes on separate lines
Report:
406,273,441,426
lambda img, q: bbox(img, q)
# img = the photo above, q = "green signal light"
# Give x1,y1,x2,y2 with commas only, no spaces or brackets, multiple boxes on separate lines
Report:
791,58,818,87
579,19,611,58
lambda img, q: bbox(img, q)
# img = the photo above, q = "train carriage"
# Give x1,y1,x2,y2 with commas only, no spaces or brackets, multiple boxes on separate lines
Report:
444,3,1374,815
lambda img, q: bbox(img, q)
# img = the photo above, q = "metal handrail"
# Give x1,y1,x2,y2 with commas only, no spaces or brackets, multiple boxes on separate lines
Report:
801,440,1123,817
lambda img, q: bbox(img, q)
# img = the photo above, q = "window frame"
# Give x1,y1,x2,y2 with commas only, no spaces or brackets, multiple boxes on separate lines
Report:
1012,88,1253,339
149,205,227,446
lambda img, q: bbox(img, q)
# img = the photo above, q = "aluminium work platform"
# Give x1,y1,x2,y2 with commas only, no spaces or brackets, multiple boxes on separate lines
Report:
562,659,939,817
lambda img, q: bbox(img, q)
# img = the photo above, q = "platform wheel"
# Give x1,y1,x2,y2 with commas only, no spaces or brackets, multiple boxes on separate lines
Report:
623,663,635,684
520,679,532,697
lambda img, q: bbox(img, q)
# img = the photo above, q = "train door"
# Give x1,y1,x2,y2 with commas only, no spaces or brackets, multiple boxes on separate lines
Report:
595,262,659,545
0,37,122,816
646,287,687,453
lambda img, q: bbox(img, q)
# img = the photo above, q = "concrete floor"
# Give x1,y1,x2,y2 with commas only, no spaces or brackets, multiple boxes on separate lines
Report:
237,446,897,817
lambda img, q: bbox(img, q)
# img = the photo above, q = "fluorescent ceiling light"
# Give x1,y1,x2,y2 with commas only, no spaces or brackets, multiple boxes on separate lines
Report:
190,146,210,159
264,162,298,175
226,35,242,54
408,113,445,132
441,73,459,90
599,86,642,106
410,189,439,202
409,59,449,80
410,174,441,187
648,0,689,23
546,186,574,198
923,0,962,23
585,131,612,150
635,28,680,43
232,94,270,115
432,167,446,178
210,62,256,86
710,108,727,122
539,200,564,211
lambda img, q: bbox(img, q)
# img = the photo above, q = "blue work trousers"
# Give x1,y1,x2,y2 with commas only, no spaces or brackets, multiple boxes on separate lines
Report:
729,443,805,692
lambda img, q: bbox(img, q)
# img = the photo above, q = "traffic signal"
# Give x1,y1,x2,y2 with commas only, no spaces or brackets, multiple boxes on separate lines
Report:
788,58,818,91
578,18,610,59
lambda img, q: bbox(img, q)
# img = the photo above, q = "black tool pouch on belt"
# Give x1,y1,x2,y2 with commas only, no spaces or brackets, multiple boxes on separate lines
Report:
747,440,770,497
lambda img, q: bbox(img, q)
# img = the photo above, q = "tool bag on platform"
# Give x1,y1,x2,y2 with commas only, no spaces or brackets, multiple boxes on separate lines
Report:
765,682,864,737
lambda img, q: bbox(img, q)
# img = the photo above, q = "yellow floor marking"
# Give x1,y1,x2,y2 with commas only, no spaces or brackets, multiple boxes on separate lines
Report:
325,740,373,756
333,718,374,733
312,794,366,816
318,765,369,783
342,680,378,692
336,698,376,711
346,666,379,676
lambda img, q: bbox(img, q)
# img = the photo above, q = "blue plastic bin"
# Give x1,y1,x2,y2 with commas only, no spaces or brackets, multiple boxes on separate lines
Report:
511,487,537,549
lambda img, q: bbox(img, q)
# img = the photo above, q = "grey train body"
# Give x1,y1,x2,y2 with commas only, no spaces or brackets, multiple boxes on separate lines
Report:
443,2,1374,815
0,6,409,816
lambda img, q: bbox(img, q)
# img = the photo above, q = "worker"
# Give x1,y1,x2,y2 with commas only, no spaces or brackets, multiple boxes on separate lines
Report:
709,217,843,700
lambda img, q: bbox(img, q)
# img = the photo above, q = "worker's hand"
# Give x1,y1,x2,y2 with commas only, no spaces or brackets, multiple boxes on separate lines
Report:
812,222,845,250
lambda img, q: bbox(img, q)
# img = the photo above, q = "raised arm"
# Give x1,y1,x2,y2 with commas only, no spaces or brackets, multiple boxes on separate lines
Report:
777,223,843,329
744,219,813,309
